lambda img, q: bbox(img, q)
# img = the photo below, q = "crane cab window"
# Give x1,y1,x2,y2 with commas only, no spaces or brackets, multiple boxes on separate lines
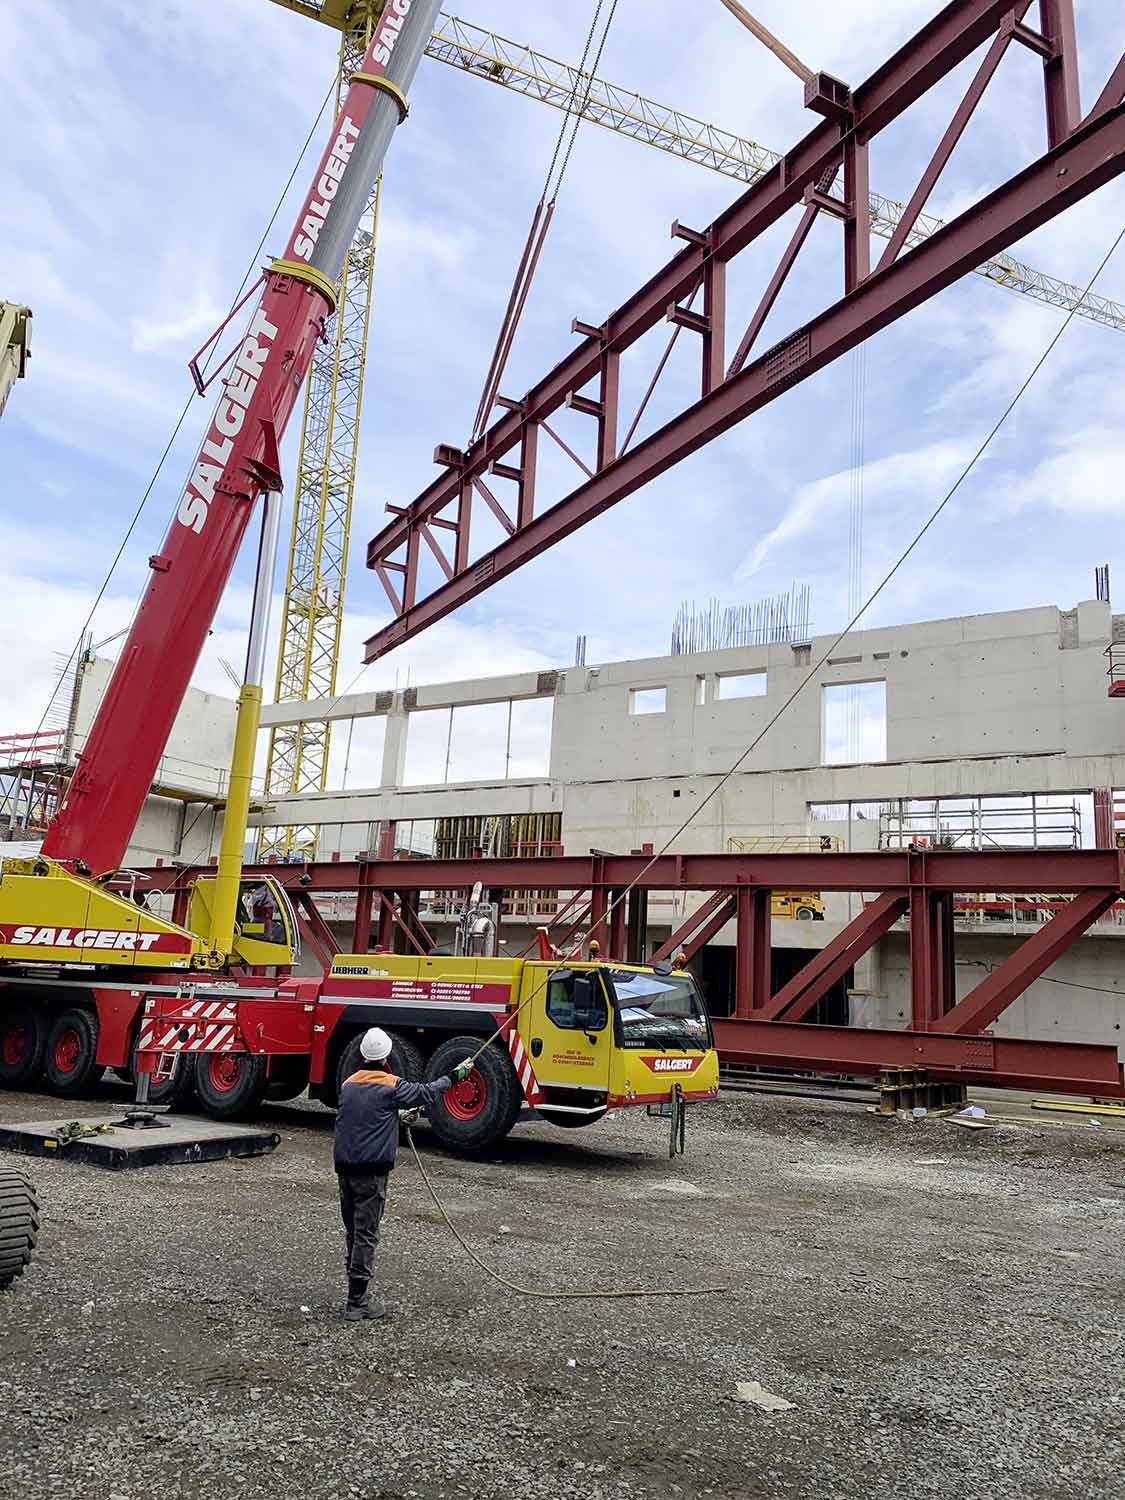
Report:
546,970,609,1031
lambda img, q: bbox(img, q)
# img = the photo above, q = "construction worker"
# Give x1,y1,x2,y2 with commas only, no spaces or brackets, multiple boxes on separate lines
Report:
333,1025,473,1322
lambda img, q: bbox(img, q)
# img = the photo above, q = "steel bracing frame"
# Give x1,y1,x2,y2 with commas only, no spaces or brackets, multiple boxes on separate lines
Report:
259,6,382,861
135,847,1125,1098
363,1,1125,658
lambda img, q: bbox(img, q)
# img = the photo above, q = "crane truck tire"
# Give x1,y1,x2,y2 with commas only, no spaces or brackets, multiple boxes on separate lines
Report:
0,999,47,1089
193,1053,268,1120
41,1008,106,1098
0,1168,40,1292
334,1028,426,1101
424,1036,522,1153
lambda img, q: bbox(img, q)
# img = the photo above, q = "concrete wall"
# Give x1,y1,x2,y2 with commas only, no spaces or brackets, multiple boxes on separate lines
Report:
72,656,237,867
254,600,1124,857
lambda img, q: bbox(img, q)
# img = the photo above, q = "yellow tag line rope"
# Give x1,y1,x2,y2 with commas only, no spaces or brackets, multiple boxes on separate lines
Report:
405,1127,736,1300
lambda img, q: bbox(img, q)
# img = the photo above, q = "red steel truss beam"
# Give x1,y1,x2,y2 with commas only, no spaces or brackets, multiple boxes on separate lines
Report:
712,1018,1125,1098
140,848,1125,896
364,2,1123,659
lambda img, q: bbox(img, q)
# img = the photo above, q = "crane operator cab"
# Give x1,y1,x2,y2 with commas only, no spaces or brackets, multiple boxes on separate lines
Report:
523,959,718,1132
186,874,299,968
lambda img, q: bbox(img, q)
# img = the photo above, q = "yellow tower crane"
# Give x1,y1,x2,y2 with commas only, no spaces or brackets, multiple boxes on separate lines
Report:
260,4,1125,859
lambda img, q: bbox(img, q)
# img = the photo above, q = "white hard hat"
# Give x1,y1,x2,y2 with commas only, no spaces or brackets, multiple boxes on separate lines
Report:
359,1026,393,1061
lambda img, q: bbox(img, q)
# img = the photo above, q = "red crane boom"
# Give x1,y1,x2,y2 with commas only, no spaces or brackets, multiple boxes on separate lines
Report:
42,0,441,876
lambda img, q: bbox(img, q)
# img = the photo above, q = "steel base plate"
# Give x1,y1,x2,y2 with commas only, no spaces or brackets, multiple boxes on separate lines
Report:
0,1115,281,1170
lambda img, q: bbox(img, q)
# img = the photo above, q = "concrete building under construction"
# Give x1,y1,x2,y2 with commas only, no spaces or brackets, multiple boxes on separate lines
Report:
9,594,1123,1058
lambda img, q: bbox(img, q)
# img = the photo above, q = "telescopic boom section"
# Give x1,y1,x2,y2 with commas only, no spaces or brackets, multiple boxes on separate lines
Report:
42,0,442,878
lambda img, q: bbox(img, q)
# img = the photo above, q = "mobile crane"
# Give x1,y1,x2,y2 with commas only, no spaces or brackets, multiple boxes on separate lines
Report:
0,0,719,1151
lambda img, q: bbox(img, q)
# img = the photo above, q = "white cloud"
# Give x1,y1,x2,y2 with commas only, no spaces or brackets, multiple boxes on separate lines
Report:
735,439,974,580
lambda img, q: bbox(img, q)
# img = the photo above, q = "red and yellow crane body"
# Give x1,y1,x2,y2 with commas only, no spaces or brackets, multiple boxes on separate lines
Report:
0,0,718,1151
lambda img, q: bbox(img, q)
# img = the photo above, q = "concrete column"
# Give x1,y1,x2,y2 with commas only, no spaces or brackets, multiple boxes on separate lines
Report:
380,707,408,787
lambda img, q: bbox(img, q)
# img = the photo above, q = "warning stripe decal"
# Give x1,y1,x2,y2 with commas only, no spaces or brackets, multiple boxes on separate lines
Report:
506,1026,542,1105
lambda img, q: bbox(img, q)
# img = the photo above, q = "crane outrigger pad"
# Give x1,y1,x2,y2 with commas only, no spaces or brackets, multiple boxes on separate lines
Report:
0,1114,280,1170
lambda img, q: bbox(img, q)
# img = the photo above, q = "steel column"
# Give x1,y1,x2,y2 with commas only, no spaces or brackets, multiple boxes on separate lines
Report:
734,886,771,1016
626,884,649,964
1040,0,1081,148
909,889,955,1027
843,137,871,293
608,888,627,962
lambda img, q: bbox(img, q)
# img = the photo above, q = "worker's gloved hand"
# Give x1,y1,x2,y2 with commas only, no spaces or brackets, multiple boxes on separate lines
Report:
452,1058,475,1082
398,1107,421,1125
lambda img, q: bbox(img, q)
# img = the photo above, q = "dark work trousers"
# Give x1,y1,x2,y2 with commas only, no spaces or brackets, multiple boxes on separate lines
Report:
337,1168,388,1303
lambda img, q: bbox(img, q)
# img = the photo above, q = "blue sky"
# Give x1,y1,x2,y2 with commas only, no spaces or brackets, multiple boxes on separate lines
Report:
2,0,1124,749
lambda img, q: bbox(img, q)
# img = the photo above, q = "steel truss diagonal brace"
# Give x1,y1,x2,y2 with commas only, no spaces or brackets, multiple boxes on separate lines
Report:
934,887,1118,1034
758,891,909,1023
650,892,736,963
365,94,1125,658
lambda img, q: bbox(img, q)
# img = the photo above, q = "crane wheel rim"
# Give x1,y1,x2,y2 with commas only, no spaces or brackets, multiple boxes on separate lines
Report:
2,1026,28,1068
445,1069,487,1121
54,1027,82,1074
207,1055,243,1093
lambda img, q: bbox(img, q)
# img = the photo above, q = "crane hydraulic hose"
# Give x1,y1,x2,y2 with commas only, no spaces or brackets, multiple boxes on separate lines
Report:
43,0,443,878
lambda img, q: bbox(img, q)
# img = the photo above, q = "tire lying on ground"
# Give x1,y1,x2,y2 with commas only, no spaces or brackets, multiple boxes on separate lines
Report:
0,1168,40,1292
424,1036,522,1153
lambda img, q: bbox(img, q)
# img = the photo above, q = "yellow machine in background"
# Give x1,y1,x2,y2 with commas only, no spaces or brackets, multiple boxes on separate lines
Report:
727,834,840,920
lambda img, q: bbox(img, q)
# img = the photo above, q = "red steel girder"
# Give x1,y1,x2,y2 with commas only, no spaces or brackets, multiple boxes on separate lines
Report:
364,0,1122,659
138,848,1125,897
712,1017,1125,1098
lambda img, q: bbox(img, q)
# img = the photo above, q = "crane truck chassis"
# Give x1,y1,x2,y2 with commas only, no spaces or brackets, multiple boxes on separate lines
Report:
0,951,719,1153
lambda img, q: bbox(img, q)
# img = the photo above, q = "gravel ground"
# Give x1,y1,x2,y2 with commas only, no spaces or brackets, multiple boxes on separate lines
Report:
1,1081,1123,1500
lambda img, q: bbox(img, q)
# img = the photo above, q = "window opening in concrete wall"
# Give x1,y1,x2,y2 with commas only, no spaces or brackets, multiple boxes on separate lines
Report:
810,800,892,822
324,716,387,790
717,671,767,700
885,794,1085,850
696,675,707,706
404,697,555,786
822,681,886,764
630,687,666,715
812,794,1089,849
446,701,510,783
507,697,553,777
403,707,451,786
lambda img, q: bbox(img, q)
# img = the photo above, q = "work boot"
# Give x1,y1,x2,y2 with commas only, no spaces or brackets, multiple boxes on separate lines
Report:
343,1276,369,1322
